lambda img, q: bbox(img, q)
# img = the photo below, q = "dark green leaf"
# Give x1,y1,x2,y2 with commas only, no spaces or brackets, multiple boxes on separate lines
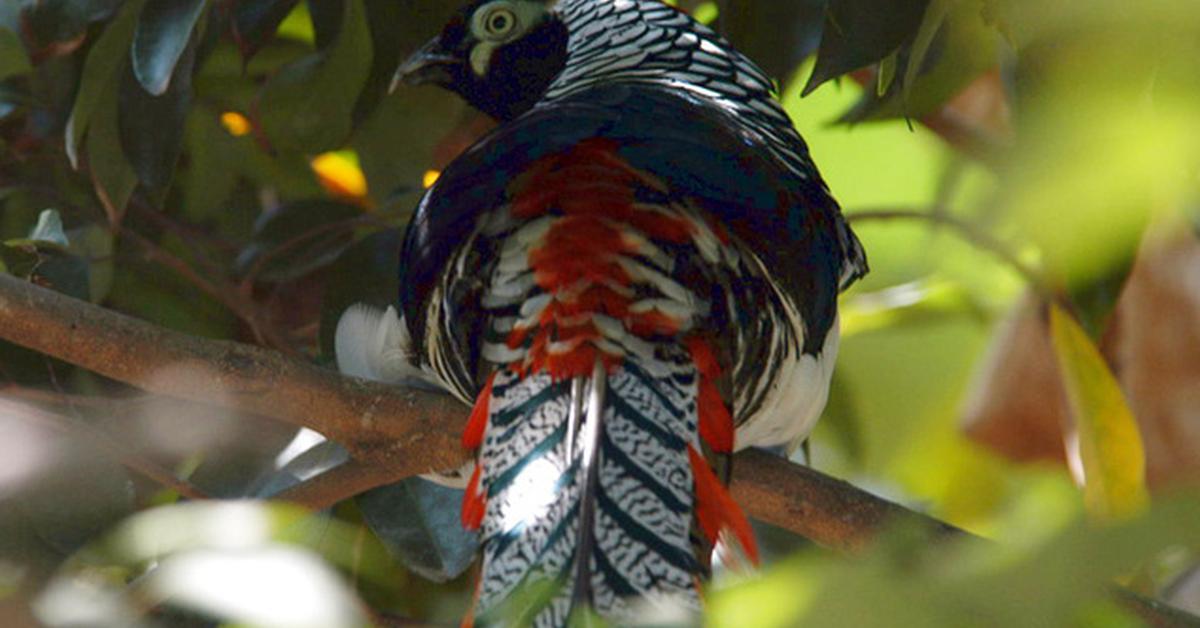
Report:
131,0,207,96
120,26,198,198
67,223,115,303
1067,261,1134,340
236,199,362,282
803,0,931,96
358,478,480,583
64,0,146,169
18,0,124,51
722,0,826,82
901,0,953,104
86,70,138,226
838,1,998,123
1,241,90,301
181,106,243,221
0,27,31,80
318,228,400,358
305,0,342,50
258,0,371,153
0,241,40,277
232,0,302,62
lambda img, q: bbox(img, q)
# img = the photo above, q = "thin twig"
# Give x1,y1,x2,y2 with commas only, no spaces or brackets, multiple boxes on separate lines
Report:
121,228,299,355
848,208,1051,297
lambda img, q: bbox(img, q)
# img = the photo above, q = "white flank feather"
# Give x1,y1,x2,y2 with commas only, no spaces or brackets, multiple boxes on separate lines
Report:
334,304,426,384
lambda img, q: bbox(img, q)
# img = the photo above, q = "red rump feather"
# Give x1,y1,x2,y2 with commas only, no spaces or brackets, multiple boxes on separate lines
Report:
463,371,496,449
462,463,486,530
688,337,734,453
687,444,759,565
697,377,734,453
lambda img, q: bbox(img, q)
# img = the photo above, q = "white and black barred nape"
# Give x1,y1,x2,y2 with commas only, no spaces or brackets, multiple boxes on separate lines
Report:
543,0,867,285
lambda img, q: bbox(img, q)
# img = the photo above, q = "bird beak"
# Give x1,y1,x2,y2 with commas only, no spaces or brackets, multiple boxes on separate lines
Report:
391,37,460,92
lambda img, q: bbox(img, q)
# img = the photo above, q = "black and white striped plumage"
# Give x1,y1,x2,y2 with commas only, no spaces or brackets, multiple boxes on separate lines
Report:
372,0,867,624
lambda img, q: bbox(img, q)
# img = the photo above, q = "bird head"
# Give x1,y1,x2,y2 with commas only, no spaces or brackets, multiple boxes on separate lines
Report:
392,0,568,121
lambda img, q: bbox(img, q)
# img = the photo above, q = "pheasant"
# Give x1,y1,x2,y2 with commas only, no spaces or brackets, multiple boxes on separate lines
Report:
338,0,866,623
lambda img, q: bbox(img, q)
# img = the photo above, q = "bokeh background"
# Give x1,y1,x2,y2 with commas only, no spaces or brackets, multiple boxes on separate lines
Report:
0,0,1198,625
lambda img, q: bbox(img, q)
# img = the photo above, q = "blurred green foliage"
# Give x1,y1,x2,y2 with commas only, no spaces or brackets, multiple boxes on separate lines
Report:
1,0,1197,626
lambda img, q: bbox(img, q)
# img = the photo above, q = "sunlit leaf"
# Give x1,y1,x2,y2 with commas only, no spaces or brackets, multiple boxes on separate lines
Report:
131,0,207,96
258,0,372,153
63,0,145,169
311,150,368,205
143,546,367,628
1048,304,1148,520
232,0,302,62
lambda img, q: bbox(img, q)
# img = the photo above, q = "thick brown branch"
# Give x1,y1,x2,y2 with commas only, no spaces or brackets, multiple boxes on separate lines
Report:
2,273,1195,625
0,272,936,549
0,273,464,475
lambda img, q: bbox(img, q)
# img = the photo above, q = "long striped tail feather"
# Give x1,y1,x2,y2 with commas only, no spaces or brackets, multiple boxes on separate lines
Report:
460,350,757,626
440,140,772,625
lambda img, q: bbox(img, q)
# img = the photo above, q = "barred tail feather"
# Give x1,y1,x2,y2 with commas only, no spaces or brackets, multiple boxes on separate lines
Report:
469,350,719,625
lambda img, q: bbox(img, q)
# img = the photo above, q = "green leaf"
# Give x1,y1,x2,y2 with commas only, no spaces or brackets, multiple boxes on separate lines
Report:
258,0,372,153
131,0,207,96
358,478,479,583
1049,304,1148,520
0,240,90,301
232,0,302,62
64,0,146,169
0,27,31,81
27,209,69,248
67,223,115,303
0,241,40,277
802,0,931,96
837,1,998,123
17,0,124,51
876,50,898,97
901,0,953,103
236,199,362,282
121,22,199,198
719,0,826,82
86,71,138,226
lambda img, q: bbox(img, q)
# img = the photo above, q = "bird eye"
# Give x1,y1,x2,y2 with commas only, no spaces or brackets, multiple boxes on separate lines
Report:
481,7,518,38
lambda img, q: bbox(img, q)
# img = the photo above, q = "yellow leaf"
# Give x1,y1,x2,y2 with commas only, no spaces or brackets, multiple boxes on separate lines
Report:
219,111,252,137
422,169,441,189
1049,304,1148,519
310,151,369,206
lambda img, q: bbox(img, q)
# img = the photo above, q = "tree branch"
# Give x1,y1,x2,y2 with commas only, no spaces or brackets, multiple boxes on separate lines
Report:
0,272,951,550
3,273,1196,625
